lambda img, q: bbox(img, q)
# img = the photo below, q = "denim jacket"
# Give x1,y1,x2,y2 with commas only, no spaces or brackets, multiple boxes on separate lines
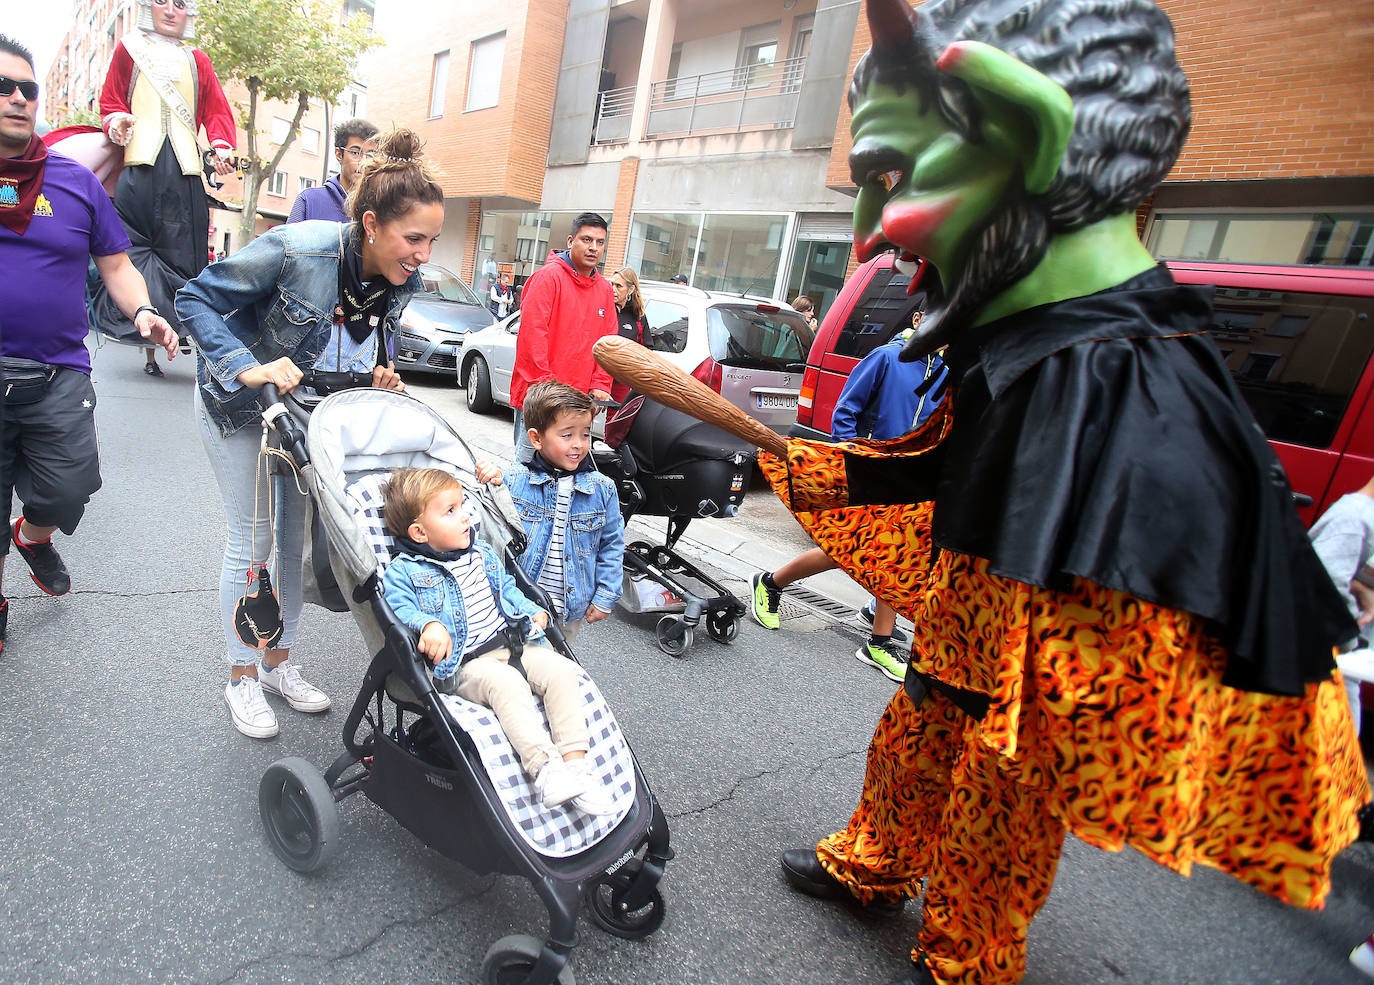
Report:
381,541,547,682
175,219,421,436
504,465,625,620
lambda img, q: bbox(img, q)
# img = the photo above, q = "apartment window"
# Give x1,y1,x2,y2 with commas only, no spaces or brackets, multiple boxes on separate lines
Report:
1147,211,1374,267
298,176,316,193
736,21,780,87
299,126,320,155
266,171,287,197
429,50,450,118
466,32,505,112
270,116,293,145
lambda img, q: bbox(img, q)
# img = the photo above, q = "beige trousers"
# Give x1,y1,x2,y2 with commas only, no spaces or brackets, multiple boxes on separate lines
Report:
455,644,588,776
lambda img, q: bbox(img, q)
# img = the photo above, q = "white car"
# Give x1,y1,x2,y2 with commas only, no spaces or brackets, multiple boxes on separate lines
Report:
458,281,814,434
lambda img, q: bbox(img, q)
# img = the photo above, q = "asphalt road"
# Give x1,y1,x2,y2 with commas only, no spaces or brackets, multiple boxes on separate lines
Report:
0,344,1370,985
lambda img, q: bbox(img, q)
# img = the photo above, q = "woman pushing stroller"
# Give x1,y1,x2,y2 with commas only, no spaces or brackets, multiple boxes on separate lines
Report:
176,128,443,739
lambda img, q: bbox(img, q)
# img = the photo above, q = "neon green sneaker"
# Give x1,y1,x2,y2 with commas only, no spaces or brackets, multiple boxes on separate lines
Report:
751,572,781,630
855,638,908,683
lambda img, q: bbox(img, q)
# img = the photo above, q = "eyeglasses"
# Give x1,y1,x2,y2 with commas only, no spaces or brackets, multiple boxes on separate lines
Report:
0,77,39,101
341,147,379,160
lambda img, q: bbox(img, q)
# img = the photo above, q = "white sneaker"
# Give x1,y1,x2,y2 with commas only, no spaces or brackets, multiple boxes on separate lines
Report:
225,677,279,739
567,758,617,816
533,755,583,808
1352,933,1374,978
259,660,331,713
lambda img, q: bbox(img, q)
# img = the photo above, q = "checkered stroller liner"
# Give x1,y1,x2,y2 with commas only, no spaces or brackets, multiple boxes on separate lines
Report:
302,389,635,858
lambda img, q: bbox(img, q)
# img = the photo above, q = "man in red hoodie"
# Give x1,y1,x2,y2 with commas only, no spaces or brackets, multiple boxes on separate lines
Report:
510,212,618,462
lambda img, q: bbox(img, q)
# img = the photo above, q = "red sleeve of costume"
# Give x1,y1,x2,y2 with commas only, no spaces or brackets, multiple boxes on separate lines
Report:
193,48,237,149
99,42,134,122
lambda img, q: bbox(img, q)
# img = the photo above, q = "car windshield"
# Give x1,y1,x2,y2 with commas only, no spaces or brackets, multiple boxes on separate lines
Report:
417,264,482,305
706,305,814,370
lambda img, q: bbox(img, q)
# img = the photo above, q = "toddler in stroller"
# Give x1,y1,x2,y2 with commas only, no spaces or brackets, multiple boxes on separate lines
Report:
379,466,614,815
253,384,672,985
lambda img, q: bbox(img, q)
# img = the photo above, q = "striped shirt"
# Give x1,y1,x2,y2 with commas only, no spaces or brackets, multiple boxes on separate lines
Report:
446,552,505,655
536,475,574,618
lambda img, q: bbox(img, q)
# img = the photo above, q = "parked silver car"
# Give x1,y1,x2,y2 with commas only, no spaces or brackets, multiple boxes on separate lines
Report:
459,281,814,433
394,262,496,375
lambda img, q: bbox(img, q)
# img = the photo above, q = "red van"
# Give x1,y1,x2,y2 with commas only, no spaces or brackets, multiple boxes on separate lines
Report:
793,254,1374,526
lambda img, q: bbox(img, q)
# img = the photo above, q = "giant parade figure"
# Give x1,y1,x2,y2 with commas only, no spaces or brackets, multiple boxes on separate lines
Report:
93,0,236,376
592,1,1372,983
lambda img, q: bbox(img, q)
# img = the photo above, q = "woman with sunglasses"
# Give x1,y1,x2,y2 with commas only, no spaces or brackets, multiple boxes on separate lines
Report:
176,128,444,739
95,0,237,377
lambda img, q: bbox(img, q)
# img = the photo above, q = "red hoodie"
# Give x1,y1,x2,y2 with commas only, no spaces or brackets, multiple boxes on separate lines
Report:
511,251,617,409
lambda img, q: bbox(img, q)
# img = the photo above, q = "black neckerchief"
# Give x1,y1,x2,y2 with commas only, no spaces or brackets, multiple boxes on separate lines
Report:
339,231,393,345
525,451,593,478
396,534,472,563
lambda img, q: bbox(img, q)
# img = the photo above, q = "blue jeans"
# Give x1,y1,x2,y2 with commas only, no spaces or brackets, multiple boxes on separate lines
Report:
195,389,307,667
513,408,535,466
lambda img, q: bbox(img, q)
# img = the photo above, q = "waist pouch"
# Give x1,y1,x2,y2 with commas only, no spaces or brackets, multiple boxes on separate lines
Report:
2,357,57,406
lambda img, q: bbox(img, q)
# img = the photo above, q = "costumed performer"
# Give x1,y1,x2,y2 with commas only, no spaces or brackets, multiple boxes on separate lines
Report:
592,1,1371,983
95,0,236,377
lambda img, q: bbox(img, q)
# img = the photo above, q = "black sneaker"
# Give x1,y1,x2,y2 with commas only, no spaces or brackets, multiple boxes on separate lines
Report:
857,599,909,643
11,519,71,596
0,594,7,654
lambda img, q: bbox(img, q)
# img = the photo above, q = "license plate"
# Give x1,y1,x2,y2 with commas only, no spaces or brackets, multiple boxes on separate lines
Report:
756,393,797,411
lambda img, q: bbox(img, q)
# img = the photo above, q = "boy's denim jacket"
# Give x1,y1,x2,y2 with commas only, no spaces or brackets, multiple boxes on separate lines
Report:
381,541,547,682
504,465,624,620
175,219,421,437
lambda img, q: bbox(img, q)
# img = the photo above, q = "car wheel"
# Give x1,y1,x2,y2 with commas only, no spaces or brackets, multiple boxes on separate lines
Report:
465,355,494,413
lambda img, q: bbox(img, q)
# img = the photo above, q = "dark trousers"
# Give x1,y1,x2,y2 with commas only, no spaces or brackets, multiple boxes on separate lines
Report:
0,367,102,554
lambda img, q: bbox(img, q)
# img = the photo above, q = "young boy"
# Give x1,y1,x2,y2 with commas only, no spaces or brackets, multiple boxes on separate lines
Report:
477,381,624,641
380,467,613,814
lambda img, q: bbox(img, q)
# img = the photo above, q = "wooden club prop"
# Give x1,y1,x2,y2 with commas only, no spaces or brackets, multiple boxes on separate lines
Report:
592,336,789,459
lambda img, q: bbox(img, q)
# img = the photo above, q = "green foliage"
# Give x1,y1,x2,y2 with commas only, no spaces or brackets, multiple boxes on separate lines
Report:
197,0,376,107
195,0,378,237
52,107,103,129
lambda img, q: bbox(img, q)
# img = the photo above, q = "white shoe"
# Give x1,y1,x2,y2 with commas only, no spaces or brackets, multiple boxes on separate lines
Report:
1352,934,1374,978
567,758,617,816
259,660,331,713
533,755,583,808
225,677,278,739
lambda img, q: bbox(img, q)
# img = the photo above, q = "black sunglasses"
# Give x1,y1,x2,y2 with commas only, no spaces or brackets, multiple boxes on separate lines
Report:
0,76,39,101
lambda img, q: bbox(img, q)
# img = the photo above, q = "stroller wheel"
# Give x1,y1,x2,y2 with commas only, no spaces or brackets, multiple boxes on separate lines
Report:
481,934,576,985
705,611,739,645
584,868,667,940
655,616,693,657
259,756,340,873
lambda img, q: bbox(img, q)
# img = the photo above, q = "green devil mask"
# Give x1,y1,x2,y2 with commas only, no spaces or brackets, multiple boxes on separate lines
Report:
850,0,1192,358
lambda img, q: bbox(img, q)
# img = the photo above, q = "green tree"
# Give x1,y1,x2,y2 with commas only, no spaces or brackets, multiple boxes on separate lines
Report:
197,0,377,241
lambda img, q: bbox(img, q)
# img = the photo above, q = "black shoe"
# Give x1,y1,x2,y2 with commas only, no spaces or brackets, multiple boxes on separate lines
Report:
0,595,7,655
858,600,909,643
780,848,905,916
1359,801,1374,843
888,958,937,985
144,362,164,377
11,519,71,596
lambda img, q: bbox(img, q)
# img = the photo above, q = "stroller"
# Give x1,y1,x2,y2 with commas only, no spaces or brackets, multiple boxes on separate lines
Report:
595,395,754,656
253,378,673,985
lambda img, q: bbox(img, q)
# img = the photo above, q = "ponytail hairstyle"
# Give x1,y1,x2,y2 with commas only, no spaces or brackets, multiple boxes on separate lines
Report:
345,128,444,224
613,267,645,321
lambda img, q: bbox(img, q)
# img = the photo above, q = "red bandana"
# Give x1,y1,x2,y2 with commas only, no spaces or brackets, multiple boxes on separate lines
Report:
0,135,48,236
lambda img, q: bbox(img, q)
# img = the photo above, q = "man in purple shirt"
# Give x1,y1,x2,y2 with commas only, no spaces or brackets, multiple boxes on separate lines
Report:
285,119,378,224
0,35,176,654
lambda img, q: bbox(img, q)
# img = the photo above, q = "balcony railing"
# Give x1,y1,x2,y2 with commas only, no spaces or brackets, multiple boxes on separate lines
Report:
591,84,637,146
646,56,806,139
589,56,808,145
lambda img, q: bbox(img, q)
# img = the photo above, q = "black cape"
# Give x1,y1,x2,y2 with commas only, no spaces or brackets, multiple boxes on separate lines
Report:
843,265,1355,696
